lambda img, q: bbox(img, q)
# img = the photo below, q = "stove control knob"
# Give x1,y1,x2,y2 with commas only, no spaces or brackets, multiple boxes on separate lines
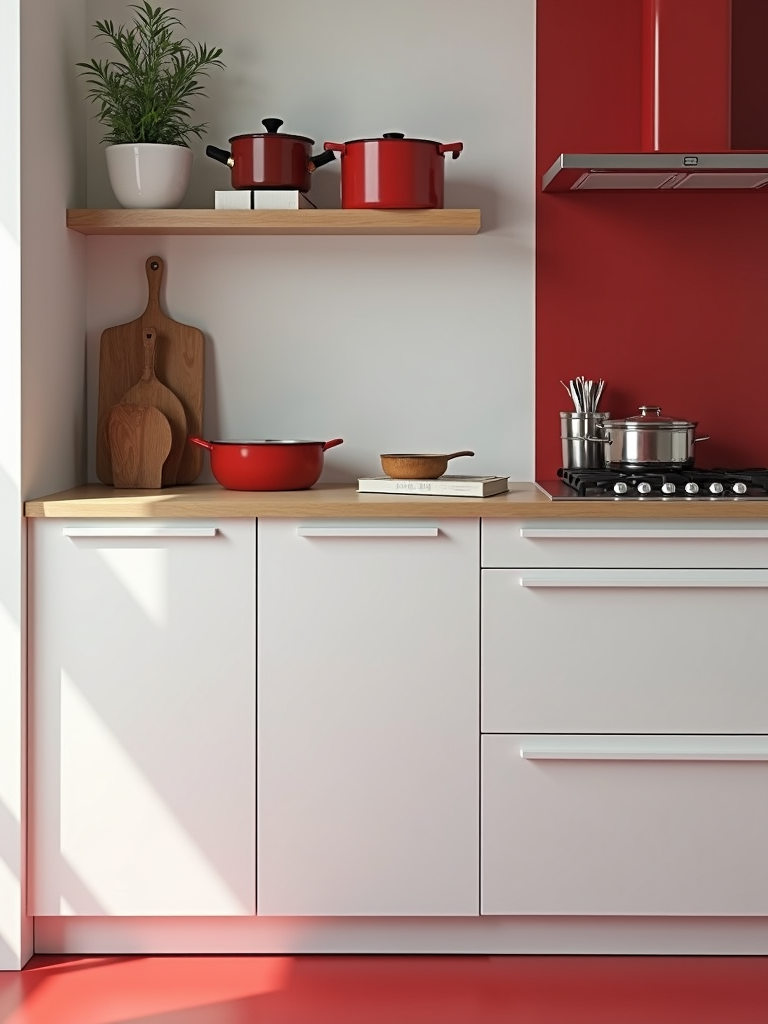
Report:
685,482,699,494
709,482,724,495
661,482,676,495
732,481,748,495
613,481,629,495
637,481,652,495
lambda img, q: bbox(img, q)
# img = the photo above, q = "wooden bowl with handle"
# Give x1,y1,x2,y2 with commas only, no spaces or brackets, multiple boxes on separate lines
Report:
380,450,474,480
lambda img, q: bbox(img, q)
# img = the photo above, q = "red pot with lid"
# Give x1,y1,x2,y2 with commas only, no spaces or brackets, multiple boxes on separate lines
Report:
322,133,463,209
206,118,336,192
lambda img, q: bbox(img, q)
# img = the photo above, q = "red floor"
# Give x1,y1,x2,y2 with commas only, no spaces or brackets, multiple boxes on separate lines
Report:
1,954,767,1024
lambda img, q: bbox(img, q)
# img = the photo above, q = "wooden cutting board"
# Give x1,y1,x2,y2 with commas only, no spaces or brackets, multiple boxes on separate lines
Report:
96,255,204,485
118,327,188,486
108,403,172,488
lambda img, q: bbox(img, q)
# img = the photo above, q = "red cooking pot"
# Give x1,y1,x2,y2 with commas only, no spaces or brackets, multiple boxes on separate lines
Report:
189,437,343,491
206,118,335,192
322,133,463,209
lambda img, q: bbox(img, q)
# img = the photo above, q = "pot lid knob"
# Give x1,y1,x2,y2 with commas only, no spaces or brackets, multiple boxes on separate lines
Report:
383,132,405,139
628,405,675,424
262,118,284,134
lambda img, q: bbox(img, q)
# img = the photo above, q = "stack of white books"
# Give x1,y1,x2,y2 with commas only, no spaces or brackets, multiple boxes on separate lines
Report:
357,475,509,498
214,190,317,210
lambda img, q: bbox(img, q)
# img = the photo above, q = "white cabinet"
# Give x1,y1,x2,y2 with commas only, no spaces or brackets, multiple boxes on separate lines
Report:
256,519,479,916
480,517,768,918
482,734,768,915
29,519,256,916
482,568,768,733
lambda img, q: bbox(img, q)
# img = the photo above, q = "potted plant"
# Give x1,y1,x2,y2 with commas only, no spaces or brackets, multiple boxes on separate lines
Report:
77,2,225,208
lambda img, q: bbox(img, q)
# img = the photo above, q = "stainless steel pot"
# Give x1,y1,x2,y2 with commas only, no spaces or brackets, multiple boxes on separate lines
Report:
596,406,709,469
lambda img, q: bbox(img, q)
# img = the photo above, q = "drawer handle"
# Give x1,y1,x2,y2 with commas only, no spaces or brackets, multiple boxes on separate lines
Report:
519,528,768,540
297,526,439,538
63,527,218,538
518,572,768,588
520,747,768,762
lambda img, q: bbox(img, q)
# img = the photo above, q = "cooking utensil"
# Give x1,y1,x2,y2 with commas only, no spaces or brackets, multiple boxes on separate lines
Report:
189,437,344,491
560,377,605,414
117,327,188,487
96,256,205,486
107,403,172,488
206,118,336,192
380,451,474,480
595,405,710,469
322,133,463,209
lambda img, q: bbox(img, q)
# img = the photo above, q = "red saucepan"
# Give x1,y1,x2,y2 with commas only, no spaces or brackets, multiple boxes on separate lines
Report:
206,118,335,192
322,133,463,209
189,437,343,491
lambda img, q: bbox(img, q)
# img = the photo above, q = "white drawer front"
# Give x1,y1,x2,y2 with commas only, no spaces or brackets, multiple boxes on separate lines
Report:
481,519,768,569
481,734,768,916
481,569,768,733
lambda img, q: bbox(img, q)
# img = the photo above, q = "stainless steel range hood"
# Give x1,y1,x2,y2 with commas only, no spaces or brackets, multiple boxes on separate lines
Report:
542,153,768,192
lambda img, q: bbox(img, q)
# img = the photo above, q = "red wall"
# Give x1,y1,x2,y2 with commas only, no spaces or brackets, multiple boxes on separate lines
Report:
535,0,768,476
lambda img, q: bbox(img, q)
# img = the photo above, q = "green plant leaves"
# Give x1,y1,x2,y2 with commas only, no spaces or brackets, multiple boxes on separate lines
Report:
76,2,225,146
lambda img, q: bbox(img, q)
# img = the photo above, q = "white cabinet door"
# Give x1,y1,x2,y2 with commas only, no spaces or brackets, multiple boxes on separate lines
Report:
482,568,768,733
482,734,768,916
29,519,256,916
257,519,479,916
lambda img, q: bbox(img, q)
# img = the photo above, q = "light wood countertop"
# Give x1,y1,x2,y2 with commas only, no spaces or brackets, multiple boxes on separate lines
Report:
23,482,768,519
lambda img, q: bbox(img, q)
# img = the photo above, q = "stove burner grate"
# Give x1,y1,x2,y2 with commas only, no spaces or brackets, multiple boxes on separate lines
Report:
557,467,768,498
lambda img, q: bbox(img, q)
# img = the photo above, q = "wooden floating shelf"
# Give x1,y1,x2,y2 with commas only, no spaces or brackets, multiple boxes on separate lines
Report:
66,208,482,236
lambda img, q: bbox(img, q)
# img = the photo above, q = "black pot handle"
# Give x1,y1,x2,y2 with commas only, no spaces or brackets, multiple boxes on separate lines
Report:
206,145,234,168
262,118,284,133
383,132,406,139
308,149,336,172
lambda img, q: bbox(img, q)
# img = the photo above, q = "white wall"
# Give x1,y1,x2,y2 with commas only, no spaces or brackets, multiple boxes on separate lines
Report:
84,0,535,483
22,0,88,500
0,0,27,974
0,0,88,970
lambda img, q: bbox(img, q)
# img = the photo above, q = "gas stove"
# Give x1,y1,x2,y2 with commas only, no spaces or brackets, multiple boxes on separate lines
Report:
537,467,768,500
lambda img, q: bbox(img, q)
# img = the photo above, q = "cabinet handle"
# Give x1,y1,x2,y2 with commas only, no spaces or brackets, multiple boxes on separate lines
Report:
520,747,768,762
296,526,439,538
63,527,218,538
519,570,768,588
519,528,768,540
520,528,768,544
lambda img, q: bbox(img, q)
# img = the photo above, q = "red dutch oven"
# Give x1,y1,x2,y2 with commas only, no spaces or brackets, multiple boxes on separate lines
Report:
322,132,463,209
189,437,343,491
206,118,335,192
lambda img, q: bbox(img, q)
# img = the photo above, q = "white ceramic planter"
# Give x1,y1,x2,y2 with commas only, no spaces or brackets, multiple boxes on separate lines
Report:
105,143,193,209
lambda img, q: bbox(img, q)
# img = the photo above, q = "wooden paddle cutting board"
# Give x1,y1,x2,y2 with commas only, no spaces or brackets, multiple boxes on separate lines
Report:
96,255,204,485
108,403,172,488
118,327,188,487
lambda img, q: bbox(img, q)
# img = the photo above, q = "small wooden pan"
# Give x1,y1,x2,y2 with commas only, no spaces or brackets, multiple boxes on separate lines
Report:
380,450,474,480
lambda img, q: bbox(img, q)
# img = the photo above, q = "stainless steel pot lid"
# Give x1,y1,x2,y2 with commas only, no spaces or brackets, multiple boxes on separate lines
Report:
604,406,697,429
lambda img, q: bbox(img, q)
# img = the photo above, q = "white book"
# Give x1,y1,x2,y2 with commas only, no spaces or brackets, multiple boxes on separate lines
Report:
214,190,317,210
357,475,510,498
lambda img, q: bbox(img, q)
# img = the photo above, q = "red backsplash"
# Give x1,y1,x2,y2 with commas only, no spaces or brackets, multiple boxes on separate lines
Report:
536,0,768,476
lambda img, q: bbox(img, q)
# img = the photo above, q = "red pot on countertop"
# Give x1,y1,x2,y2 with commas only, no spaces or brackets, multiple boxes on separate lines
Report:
206,118,336,192
189,437,343,491
322,133,463,209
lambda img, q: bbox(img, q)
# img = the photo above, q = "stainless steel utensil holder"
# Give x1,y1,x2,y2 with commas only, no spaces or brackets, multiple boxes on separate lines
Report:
560,411,610,470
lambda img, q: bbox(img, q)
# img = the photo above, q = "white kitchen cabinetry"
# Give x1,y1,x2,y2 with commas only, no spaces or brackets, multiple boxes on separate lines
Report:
482,733,768,916
480,518,768,917
482,567,768,733
29,519,256,916
256,519,479,916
